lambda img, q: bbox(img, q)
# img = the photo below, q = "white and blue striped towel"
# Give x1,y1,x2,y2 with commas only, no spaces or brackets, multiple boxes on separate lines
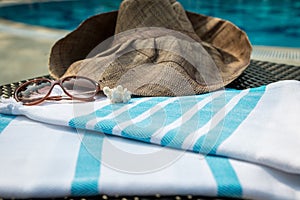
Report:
0,80,300,199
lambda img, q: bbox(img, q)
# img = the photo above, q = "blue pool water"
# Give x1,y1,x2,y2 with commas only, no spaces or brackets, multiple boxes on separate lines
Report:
0,0,299,47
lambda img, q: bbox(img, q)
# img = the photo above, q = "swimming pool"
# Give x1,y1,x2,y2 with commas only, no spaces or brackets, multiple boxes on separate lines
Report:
0,0,299,47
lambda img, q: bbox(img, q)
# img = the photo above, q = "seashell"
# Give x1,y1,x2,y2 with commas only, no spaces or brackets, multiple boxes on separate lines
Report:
103,85,132,103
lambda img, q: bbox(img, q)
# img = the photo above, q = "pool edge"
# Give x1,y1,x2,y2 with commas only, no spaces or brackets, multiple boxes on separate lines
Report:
0,18,299,66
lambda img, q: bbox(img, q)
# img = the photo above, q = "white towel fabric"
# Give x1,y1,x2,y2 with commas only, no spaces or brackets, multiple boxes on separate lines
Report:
0,115,300,199
0,80,300,199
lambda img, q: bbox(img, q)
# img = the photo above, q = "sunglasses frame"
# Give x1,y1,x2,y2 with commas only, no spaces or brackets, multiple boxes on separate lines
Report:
14,76,100,105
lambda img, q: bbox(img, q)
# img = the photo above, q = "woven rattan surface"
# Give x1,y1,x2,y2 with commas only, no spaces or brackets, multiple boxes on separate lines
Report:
0,60,299,200
227,60,300,89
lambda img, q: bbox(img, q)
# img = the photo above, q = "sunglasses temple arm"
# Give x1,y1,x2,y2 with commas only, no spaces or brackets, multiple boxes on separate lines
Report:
45,96,96,102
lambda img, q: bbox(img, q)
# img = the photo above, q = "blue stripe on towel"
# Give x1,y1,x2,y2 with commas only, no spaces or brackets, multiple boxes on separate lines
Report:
71,130,104,196
123,94,219,143
69,112,96,129
120,95,203,142
69,98,146,129
94,97,169,134
194,86,266,155
69,104,125,129
0,114,16,134
120,99,182,142
206,156,242,197
160,91,237,148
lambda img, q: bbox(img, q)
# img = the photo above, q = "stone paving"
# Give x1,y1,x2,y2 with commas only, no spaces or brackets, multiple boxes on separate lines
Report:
0,19,67,85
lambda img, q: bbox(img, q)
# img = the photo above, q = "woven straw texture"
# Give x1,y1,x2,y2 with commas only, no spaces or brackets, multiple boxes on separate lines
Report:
49,0,252,97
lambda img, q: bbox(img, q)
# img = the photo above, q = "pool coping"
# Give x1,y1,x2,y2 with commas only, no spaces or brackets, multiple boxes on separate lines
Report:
0,18,68,40
250,46,300,66
0,17,299,66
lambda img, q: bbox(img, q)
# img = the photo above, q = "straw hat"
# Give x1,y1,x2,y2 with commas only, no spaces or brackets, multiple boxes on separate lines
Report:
49,0,252,96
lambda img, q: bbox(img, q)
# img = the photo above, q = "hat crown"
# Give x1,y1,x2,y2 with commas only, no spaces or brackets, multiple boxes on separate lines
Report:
49,0,252,96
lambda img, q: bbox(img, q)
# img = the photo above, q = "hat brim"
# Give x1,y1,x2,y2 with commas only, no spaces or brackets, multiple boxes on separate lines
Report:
49,11,252,88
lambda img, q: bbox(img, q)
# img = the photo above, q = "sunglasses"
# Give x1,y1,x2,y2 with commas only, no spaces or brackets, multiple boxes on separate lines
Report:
14,76,100,105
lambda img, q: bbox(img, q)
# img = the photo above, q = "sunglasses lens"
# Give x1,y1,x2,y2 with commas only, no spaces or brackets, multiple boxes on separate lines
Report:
62,77,98,99
15,79,52,104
